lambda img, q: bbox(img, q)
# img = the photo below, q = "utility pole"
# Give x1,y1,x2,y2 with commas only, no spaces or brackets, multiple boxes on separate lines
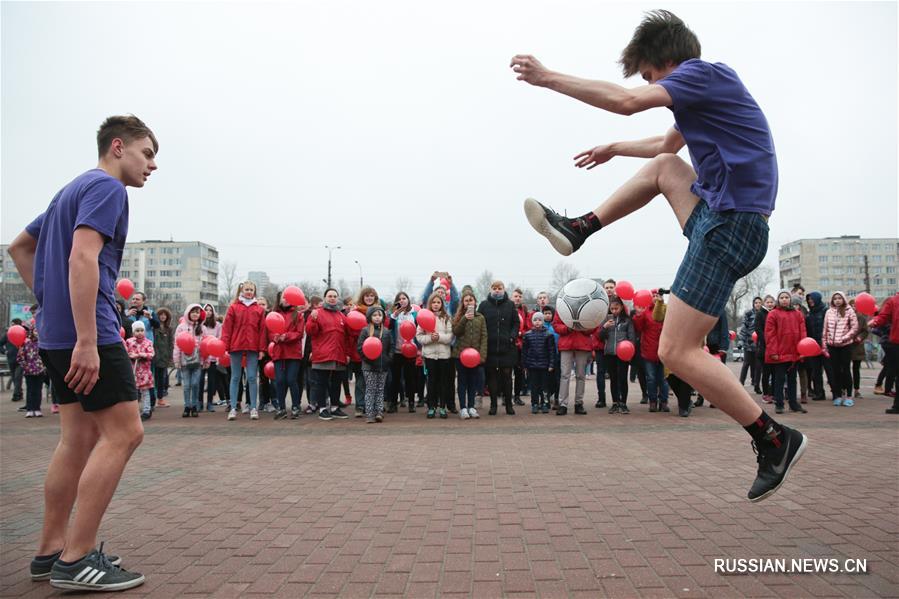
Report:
863,254,870,293
325,245,341,288
354,260,363,288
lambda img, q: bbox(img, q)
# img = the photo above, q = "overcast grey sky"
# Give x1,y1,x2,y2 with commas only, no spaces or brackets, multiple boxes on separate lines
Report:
2,1,897,298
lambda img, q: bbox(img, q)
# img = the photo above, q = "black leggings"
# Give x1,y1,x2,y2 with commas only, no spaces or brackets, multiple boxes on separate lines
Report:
486,366,513,406
606,355,629,404
851,360,862,392
667,374,694,411
827,345,853,399
390,354,417,406
740,349,759,385
424,358,453,409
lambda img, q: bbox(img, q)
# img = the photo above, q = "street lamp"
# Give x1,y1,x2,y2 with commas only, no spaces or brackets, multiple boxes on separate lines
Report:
325,245,341,288
354,260,363,288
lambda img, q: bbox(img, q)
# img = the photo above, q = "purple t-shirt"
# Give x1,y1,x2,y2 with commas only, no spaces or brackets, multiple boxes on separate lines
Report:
658,59,778,215
26,169,129,350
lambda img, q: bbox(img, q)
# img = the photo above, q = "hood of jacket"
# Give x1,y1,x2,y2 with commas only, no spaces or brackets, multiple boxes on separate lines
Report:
183,303,204,323
830,291,847,307
807,291,825,313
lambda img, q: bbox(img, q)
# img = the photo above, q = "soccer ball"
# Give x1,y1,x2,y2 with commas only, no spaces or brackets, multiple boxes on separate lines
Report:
556,278,609,331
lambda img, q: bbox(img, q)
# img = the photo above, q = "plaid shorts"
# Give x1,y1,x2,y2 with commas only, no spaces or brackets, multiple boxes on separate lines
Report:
672,201,769,316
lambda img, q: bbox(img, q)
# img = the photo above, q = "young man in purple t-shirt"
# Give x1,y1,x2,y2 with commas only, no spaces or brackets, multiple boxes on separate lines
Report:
7,115,158,591
511,10,805,502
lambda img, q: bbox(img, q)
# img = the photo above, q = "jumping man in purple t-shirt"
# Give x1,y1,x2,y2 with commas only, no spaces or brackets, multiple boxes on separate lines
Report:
511,10,806,502
7,115,157,591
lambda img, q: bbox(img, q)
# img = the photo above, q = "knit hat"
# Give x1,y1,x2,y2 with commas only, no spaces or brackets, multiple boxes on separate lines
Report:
531,312,545,324
366,305,385,322
131,321,146,332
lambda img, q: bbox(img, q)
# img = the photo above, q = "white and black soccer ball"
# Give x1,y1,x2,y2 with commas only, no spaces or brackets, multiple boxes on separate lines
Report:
556,278,609,331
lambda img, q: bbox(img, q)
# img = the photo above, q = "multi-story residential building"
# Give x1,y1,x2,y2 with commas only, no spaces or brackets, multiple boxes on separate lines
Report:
119,240,219,312
779,236,898,300
247,271,271,289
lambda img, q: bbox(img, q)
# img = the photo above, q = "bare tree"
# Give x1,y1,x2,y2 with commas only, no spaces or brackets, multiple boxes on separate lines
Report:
726,265,774,327
394,276,413,297
218,260,238,308
549,262,581,300
475,269,494,302
291,280,324,301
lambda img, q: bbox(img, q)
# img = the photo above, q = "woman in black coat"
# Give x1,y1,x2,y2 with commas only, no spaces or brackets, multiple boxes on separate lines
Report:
477,281,519,415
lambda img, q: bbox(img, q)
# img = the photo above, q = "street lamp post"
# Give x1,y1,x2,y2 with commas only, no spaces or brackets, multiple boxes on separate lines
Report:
325,245,341,288
354,260,363,288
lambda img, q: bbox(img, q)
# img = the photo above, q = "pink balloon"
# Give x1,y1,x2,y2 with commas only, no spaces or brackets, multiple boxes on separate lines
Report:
7,325,26,347
265,312,287,335
729,330,737,341
283,286,306,306
417,309,436,333
116,278,134,300
614,281,635,301
401,342,417,358
460,348,480,368
268,342,276,355
346,310,367,331
854,292,876,316
176,332,196,354
362,337,383,360
399,320,416,341
633,289,653,309
797,337,822,358
616,340,635,362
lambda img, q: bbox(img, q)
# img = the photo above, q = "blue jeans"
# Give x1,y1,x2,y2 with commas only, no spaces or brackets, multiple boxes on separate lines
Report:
274,359,301,411
229,351,258,410
644,359,668,404
456,362,479,410
182,365,202,409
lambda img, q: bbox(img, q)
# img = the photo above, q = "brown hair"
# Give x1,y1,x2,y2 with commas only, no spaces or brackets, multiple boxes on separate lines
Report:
453,291,479,326
619,10,701,78
97,115,159,158
393,292,412,314
426,292,448,321
356,286,379,307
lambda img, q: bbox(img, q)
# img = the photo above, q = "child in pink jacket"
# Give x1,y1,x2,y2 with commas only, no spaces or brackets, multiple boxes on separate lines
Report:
823,291,859,406
125,321,156,418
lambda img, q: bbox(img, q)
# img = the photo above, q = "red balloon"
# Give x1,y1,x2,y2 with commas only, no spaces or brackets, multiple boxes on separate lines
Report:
729,330,737,341
176,332,196,354
399,320,416,341
401,342,417,358
282,285,306,306
417,309,436,333
7,325,26,347
218,353,231,367
438,278,451,292
751,331,758,343
346,310,367,331
265,312,287,334
616,340,635,361
207,338,226,359
797,337,822,357
854,292,876,316
614,281,635,301
263,361,276,380
460,348,481,368
119,327,126,340
411,305,421,312
362,337,383,360
199,336,214,358
116,278,134,300
633,289,653,309
268,342,276,355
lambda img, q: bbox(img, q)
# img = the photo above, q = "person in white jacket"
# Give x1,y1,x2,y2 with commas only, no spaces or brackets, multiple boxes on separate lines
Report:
416,293,455,419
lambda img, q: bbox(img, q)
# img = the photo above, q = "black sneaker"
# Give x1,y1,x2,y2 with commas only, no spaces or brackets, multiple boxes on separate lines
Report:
32,549,122,581
748,425,808,502
659,403,671,413
556,406,568,416
355,407,365,418
318,409,333,421
523,198,588,256
513,398,525,406
140,411,151,421
190,407,199,417
640,397,649,405
331,407,350,419
595,400,606,408
574,404,587,415
49,544,143,591
290,407,301,419
619,404,630,414
608,403,620,414
182,408,190,418
274,409,288,420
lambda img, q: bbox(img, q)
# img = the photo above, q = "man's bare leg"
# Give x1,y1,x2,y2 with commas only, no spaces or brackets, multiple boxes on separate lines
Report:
658,295,763,425
59,401,143,562
37,403,99,556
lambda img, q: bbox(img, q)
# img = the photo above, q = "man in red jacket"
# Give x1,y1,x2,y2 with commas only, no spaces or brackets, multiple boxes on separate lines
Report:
867,292,899,414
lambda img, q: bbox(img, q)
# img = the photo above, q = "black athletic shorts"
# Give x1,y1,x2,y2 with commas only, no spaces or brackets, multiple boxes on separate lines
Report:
39,343,138,412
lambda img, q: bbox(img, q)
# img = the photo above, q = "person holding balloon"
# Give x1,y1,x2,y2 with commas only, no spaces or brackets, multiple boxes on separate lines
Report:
452,291,488,419
389,292,419,413
804,292,829,401
823,292,859,407
600,296,636,414
197,304,222,412
763,291,808,414
268,288,306,420
866,291,899,413
173,305,209,418
348,287,383,415
416,293,455,419
1,319,25,403
221,281,267,421
356,306,394,423
306,288,353,420
632,290,668,413
16,323,46,417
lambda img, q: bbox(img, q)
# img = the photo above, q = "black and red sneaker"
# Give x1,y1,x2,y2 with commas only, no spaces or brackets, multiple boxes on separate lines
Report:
523,199,589,256
747,425,807,502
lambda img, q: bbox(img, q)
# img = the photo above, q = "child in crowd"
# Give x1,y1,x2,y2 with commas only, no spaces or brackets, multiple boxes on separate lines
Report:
823,291,859,406
521,312,556,414
269,291,306,420
198,304,222,412
848,298,869,400
221,281,267,421
357,306,394,423
350,287,382,415
17,324,45,417
173,305,206,418
600,296,636,414
541,306,562,408
125,321,156,420
764,291,808,414
417,292,454,419
389,292,419,413
452,291,488,419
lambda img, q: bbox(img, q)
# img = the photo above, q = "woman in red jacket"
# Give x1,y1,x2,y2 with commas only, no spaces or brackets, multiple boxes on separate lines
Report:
221,281,267,421
269,290,306,420
764,290,808,414
305,288,352,420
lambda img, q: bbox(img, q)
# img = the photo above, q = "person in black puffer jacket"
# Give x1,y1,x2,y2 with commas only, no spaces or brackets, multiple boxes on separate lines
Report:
755,295,775,402
738,297,762,392
804,291,828,401
477,281,519,415
521,312,557,414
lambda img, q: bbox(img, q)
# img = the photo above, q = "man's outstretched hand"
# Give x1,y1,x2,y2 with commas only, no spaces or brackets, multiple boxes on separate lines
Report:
511,55,551,86
573,145,615,169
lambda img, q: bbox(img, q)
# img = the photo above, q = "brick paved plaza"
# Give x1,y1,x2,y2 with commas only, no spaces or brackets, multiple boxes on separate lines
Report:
1,364,897,598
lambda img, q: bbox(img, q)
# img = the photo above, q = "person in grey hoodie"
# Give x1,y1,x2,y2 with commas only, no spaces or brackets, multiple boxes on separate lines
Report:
600,295,636,414
356,306,394,423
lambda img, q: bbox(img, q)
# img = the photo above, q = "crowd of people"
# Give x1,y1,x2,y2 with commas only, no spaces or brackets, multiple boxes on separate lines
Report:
6,275,896,422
